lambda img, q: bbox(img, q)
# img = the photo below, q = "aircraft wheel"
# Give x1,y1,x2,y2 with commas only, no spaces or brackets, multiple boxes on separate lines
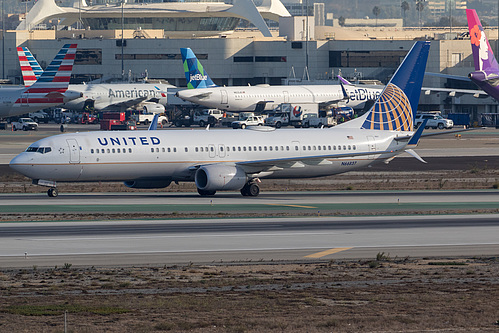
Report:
197,188,216,196
247,183,260,196
47,188,59,198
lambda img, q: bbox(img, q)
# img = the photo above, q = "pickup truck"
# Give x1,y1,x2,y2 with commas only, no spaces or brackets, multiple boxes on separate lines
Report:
232,115,265,129
302,115,337,128
264,112,289,128
193,109,224,127
12,118,38,131
415,113,453,129
135,113,169,126
29,110,50,123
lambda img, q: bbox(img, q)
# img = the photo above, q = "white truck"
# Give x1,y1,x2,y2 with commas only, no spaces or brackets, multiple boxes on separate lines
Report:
264,112,289,128
302,114,337,128
232,115,265,129
12,118,38,131
283,103,319,127
29,110,50,123
193,109,224,127
135,105,169,125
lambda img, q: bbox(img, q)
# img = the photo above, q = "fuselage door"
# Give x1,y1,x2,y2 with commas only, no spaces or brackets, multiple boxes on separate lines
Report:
221,90,228,104
67,139,80,164
367,136,376,160
283,91,289,103
218,144,226,158
208,144,216,158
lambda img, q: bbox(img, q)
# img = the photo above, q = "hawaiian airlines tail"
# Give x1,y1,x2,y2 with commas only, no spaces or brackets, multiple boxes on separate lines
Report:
17,46,44,86
466,9,499,99
180,48,217,89
19,44,78,105
339,40,430,131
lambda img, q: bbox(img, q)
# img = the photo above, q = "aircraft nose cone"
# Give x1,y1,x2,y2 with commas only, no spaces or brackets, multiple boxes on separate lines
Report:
9,153,33,177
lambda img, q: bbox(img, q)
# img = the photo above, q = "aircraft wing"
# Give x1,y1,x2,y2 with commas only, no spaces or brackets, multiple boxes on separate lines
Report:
425,72,471,82
421,86,488,98
98,97,149,110
234,148,399,174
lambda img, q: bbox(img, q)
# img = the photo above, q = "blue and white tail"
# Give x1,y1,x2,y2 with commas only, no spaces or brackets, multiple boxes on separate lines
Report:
17,46,44,86
180,48,217,89
341,41,430,131
17,44,77,106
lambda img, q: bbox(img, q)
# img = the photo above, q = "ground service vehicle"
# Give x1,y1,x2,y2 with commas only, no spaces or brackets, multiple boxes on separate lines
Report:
232,115,265,129
415,113,454,129
193,109,223,127
12,118,38,131
28,110,49,123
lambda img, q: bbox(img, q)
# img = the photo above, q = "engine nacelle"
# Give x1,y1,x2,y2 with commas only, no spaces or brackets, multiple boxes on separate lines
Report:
124,180,171,189
143,103,165,114
195,165,247,192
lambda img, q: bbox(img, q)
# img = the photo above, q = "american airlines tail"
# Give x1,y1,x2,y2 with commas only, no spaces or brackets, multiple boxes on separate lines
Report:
339,40,430,131
180,48,217,89
17,47,44,86
19,44,77,105
466,9,499,99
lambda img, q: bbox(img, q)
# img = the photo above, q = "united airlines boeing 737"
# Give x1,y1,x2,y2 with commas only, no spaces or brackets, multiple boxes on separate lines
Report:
0,44,81,119
10,41,430,198
175,48,383,112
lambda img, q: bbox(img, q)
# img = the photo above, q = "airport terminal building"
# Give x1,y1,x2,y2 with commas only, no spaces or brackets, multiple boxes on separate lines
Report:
1,0,498,123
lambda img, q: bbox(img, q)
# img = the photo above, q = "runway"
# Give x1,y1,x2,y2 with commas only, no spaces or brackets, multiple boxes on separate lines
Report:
0,213,498,268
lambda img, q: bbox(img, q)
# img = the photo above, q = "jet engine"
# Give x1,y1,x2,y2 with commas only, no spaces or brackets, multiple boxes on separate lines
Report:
195,165,247,192
142,103,165,114
124,180,171,189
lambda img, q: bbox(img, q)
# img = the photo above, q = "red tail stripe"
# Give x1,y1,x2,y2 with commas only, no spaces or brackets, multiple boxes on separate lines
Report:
53,77,71,83
57,65,74,71
19,56,28,62
64,54,76,60
24,88,67,93
15,98,65,104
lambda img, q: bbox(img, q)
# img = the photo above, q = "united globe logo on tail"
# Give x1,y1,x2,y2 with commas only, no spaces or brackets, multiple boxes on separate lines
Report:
361,83,412,131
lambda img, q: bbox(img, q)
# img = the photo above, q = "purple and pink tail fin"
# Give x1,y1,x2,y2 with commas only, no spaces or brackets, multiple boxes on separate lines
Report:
466,9,499,72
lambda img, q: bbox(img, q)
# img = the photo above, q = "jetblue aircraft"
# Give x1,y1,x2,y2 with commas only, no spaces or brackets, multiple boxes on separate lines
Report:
10,41,430,198
0,44,81,119
18,47,174,111
175,48,383,112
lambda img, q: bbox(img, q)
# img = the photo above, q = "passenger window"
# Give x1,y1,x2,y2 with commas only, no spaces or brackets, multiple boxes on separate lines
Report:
129,148,132,153
106,149,110,153
328,145,331,150
101,149,105,153
264,146,267,151
343,145,346,150
185,147,188,152
348,145,351,150
195,147,199,152
248,147,252,151
174,148,177,152
156,148,159,152
302,146,306,150
117,148,120,153
232,147,236,152
243,147,247,151
318,146,321,150
91,149,94,154
269,146,272,151
353,145,356,150
162,148,165,153
259,146,262,151
338,146,341,150
323,145,326,150
308,146,311,150
151,148,154,152
112,149,116,153
168,148,171,153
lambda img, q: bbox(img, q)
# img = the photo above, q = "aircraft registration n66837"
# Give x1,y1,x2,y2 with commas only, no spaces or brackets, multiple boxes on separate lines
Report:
10,41,430,198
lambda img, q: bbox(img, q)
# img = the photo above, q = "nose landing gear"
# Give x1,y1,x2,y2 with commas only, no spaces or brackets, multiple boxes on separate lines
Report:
47,187,59,197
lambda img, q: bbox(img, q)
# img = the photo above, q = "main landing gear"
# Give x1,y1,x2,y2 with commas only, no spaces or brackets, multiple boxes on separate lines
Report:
47,187,59,197
240,181,260,197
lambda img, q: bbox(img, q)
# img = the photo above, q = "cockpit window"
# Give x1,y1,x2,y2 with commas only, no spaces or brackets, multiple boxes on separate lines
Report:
26,146,52,154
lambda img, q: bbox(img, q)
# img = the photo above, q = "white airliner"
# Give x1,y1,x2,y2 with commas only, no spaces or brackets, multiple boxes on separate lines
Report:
10,41,430,198
0,44,81,119
18,47,174,112
175,48,383,112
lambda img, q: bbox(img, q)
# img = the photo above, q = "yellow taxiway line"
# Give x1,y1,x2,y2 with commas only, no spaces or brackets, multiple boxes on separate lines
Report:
305,247,353,258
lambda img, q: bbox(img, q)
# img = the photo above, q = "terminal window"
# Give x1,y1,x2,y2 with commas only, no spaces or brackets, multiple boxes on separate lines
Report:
75,49,102,65
329,50,407,67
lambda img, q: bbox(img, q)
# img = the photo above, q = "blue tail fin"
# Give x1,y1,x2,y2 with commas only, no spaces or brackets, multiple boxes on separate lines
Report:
180,48,217,89
360,41,430,131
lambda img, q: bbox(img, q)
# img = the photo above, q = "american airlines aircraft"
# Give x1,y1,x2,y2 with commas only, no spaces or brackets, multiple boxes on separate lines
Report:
10,41,430,198
0,44,81,119
175,48,383,112
18,47,174,111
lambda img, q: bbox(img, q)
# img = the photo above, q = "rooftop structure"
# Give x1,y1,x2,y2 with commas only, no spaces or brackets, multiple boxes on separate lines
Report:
17,0,291,37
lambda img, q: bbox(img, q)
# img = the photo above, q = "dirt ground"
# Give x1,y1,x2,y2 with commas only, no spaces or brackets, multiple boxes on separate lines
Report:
0,258,498,332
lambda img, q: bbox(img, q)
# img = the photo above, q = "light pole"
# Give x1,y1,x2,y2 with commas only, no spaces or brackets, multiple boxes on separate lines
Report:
121,0,124,82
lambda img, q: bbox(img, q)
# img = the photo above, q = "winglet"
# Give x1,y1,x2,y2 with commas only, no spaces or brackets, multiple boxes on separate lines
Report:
148,114,159,130
337,75,352,85
408,119,428,146
405,149,427,163
180,48,217,89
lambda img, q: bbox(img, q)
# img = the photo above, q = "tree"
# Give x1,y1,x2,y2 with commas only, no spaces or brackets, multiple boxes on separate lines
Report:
401,1,409,25
372,6,381,27
415,0,426,30
338,16,346,27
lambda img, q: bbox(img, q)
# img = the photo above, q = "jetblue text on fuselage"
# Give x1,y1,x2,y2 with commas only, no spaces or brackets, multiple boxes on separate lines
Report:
97,137,160,146
108,88,160,99
345,88,381,103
